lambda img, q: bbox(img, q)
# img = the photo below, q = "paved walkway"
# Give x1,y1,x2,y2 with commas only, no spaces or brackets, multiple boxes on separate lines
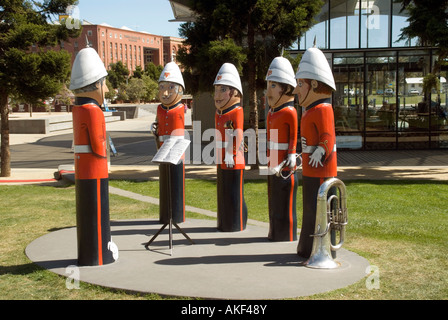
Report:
2,111,448,182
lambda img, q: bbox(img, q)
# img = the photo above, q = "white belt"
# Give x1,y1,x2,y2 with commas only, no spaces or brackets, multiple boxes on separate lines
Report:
268,140,289,150
302,144,337,154
159,135,184,142
74,145,92,153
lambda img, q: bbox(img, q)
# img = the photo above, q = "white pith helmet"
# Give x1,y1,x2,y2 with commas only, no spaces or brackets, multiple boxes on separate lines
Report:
295,47,336,91
158,62,185,90
266,56,296,88
213,63,243,95
69,47,108,90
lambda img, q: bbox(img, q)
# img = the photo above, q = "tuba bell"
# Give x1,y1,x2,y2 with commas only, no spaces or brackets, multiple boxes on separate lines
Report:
304,177,348,269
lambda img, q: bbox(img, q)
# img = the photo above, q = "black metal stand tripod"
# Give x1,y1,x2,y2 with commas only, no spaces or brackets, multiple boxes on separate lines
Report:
144,163,194,255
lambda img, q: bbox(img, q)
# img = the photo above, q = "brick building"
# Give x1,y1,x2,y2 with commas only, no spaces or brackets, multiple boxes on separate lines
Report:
163,36,185,66
54,20,184,74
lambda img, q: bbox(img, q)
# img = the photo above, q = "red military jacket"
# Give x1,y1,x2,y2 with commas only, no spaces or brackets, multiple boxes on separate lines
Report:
215,104,245,170
72,102,108,180
300,98,337,178
267,101,298,168
156,102,185,146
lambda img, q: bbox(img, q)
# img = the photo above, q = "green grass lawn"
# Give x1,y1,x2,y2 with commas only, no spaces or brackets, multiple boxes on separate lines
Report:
1,179,447,300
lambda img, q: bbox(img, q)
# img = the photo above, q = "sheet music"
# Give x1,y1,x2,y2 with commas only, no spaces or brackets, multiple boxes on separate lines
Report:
152,137,190,165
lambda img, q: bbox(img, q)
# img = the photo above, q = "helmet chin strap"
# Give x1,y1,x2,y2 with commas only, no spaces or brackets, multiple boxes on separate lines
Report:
270,92,285,109
300,86,312,108
166,93,179,108
220,97,232,111
219,90,236,111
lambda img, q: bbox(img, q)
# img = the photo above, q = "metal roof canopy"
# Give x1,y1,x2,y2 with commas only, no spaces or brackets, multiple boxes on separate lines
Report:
169,0,196,22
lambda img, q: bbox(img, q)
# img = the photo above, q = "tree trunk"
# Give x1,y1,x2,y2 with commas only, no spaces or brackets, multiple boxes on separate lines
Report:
247,14,259,170
0,90,11,177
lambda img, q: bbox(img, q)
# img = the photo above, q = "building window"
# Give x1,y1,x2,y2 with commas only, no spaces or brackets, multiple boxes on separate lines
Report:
172,46,177,62
329,49,445,150
360,0,391,48
299,0,417,50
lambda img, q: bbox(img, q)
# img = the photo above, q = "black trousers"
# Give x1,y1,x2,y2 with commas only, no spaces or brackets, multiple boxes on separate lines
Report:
217,167,248,232
267,171,298,241
159,161,185,224
75,178,115,266
297,176,336,259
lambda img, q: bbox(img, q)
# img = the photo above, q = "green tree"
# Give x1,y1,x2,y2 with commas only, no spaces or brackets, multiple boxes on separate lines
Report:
176,0,323,168
126,77,146,103
132,65,144,79
398,0,448,110
141,74,158,102
107,61,129,89
105,79,116,102
398,0,448,55
116,83,129,103
144,62,163,81
0,0,80,177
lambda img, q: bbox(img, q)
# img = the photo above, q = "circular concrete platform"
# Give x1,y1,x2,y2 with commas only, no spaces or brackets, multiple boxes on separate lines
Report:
26,219,369,299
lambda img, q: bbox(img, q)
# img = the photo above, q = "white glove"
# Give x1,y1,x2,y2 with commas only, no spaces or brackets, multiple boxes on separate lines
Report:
285,153,297,170
309,146,325,168
224,152,235,168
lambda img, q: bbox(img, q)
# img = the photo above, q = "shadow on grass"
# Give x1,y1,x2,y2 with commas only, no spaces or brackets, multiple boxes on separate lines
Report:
0,262,43,276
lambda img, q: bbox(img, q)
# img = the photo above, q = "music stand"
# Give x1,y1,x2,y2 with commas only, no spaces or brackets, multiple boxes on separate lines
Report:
144,137,194,255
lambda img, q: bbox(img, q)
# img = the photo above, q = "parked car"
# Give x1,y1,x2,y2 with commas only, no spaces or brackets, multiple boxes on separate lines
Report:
385,88,394,96
408,89,420,95
344,88,354,96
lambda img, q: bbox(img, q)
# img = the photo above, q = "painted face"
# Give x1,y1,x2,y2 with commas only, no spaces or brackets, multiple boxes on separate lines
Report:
295,78,312,107
214,85,239,110
266,81,285,108
158,81,181,107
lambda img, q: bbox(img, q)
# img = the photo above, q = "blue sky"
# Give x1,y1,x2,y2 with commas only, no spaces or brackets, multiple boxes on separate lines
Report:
74,0,183,37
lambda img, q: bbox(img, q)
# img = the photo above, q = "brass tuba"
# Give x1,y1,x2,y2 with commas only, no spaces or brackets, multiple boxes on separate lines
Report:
304,177,348,269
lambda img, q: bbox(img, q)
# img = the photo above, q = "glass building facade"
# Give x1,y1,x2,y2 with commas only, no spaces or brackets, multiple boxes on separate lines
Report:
293,0,448,150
